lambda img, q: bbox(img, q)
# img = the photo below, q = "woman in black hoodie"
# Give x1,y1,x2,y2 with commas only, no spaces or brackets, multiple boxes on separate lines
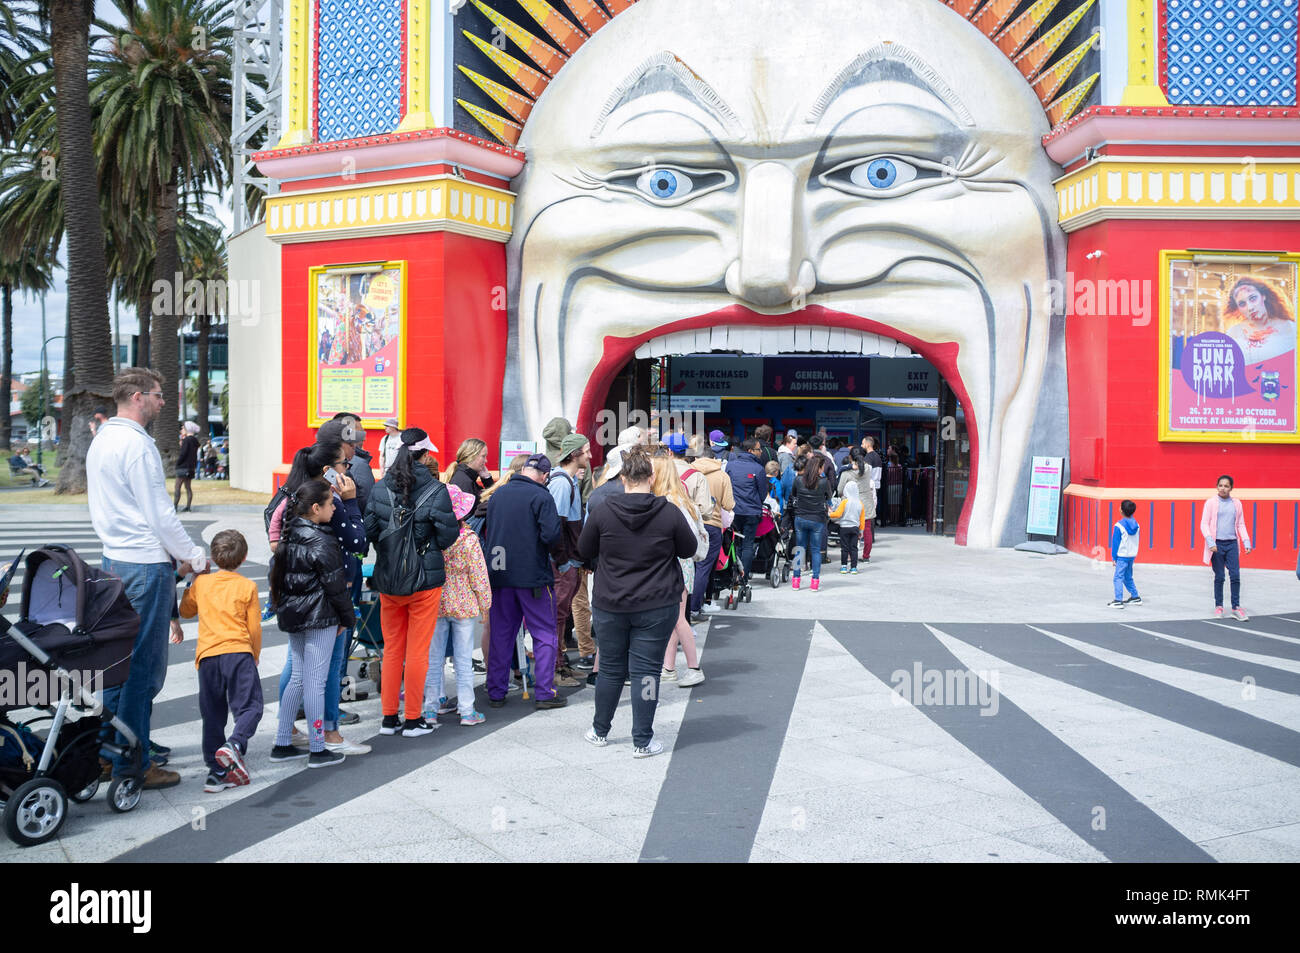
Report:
577,447,697,757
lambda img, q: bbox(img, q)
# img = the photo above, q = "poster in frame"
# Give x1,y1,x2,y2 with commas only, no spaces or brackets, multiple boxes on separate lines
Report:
307,261,407,429
1158,250,1300,444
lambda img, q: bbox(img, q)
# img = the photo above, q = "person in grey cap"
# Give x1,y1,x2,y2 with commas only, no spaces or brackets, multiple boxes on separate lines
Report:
378,417,402,477
319,414,375,514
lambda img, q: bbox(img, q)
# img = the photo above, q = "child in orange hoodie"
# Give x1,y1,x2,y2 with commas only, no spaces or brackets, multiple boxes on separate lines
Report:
179,530,264,792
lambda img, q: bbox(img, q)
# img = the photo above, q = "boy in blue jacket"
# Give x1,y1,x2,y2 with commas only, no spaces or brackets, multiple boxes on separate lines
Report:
1108,499,1142,608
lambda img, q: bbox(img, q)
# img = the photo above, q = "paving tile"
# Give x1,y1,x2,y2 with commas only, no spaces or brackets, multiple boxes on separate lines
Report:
476,820,628,863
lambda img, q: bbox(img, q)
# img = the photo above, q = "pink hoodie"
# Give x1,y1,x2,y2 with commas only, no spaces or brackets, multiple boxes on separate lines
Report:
1200,496,1251,566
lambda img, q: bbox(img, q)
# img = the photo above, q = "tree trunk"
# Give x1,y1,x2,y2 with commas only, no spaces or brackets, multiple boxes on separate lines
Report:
56,298,74,467
151,172,181,473
0,283,12,451
196,315,210,438
137,294,151,367
50,0,115,495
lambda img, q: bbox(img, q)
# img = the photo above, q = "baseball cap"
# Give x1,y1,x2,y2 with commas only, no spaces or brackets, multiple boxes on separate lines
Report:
523,453,552,475
665,433,688,454
786,428,799,439
383,417,400,429
709,429,728,451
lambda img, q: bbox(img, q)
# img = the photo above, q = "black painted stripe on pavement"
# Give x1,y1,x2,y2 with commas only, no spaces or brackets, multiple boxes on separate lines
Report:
824,621,1213,863
942,622,1300,769
638,615,812,863
1126,616,1300,661
1202,615,1300,640
112,683,582,863
1046,622,1300,695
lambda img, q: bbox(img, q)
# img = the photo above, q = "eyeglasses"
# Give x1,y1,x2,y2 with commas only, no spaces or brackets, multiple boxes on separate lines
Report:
142,392,165,400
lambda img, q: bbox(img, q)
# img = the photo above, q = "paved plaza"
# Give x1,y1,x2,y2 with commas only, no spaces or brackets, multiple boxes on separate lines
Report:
2,506,1298,863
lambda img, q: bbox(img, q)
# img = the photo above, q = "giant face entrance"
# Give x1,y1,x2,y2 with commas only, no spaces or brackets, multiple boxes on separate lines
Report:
598,341,971,537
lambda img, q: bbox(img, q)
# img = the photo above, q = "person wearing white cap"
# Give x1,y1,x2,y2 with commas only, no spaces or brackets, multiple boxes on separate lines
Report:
175,420,202,511
378,417,402,477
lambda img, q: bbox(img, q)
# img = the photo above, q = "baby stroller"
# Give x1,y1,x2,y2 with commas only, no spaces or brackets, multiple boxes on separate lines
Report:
709,525,752,610
0,546,146,847
750,505,794,588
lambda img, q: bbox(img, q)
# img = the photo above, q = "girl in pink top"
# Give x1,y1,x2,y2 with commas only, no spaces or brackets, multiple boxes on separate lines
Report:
1200,475,1253,620
423,485,492,725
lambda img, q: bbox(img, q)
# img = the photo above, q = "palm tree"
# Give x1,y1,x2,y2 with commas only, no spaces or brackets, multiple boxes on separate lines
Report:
93,0,232,469
0,254,55,452
177,209,225,439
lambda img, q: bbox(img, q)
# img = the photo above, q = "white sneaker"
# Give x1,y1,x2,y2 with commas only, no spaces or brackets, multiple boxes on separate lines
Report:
633,739,664,758
583,727,608,748
660,667,678,682
701,604,722,614
677,667,705,688
324,738,371,755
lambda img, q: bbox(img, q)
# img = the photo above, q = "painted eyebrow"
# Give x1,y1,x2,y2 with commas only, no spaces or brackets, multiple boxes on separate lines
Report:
807,43,974,128
591,51,740,139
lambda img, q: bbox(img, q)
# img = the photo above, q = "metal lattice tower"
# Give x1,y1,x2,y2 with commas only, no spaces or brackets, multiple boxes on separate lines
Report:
231,0,282,233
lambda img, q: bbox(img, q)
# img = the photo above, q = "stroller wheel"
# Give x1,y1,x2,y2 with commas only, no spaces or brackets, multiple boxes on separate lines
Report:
3,777,68,846
107,776,142,814
769,567,779,589
743,587,753,603
70,778,100,803
781,566,791,583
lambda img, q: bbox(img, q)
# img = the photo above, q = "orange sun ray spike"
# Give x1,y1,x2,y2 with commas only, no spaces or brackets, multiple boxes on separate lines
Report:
972,0,1019,37
1033,34,1096,104
601,0,638,15
562,0,610,34
993,0,1063,57
517,0,588,55
948,0,987,19
1045,71,1098,126
469,0,568,77
1014,0,1097,81
463,30,551,99
459,65,535,124
457,99,523,146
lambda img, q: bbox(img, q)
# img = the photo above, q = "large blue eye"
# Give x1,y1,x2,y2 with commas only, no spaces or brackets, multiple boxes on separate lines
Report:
848,156,918,192
636,168,694,200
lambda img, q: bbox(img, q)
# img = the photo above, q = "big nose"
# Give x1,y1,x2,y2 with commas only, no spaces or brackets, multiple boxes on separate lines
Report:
725,161,814,308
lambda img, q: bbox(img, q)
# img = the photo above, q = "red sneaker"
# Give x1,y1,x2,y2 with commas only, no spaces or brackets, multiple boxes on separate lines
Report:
792,577,800,590
810,579,820,591
1213,606,1224,618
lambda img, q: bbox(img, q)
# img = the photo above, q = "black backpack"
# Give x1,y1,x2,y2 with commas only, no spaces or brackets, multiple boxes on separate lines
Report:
264,486,287,533
371,483,438,597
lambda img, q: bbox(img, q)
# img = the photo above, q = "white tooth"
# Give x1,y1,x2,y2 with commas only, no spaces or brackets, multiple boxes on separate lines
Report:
809,326,830,351
794,326,812,351
647,336,665,358
760,326,782,354
827,327,847,351
695,329,713,353
740,327,762,354
859,332,880,355
667,331,695,354
635,341,651,359
844,329,863,352
778,326,795,352
711,324,729,351
896,342,913,357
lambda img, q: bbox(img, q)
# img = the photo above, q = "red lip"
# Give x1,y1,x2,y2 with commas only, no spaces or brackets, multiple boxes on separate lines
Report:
575,303,978,545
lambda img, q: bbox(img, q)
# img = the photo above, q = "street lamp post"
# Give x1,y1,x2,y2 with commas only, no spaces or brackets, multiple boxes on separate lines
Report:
38,334,66,471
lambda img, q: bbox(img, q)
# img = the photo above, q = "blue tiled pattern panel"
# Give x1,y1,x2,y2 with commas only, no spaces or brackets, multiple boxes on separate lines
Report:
1166,0,1298,105
316,0,404,142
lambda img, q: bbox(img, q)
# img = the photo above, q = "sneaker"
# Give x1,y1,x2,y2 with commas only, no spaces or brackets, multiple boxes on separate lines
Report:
554,672,582,688
575,654,596,671
633,739,664,759
840,566,849,574
337,709,360,727
701,603,722,614
269,744,308,762
1125,596,1143,605
1214,606,1225,618
585,672,598,686
290,730,310,748
1107,599,1125,608
505,679,522,694
535,695,568,710
690,612,709,624
661,667,678,682
810,579,820,591
792,576,800,590
677,667,705,688
204,771,238,793
1232,607,1249,621
379,715,403,735
850,567,859,575
402,718,438,737
460,710,486,726
149,741,172,757
138,765,181,789
324,737,371,754
584,727,608,748
472,658,487,674
436,696,457,716
215,742,249,785
488,696,507,709
307,749,346,769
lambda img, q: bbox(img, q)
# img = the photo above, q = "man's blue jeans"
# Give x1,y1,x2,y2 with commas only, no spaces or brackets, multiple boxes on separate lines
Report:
101,559,174,776
732,513,760,578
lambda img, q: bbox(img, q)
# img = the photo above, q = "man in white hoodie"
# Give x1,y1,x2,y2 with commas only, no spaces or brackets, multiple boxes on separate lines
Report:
88,368,207,789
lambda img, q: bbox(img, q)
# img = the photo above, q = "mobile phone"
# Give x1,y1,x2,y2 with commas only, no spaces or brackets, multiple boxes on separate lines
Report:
324,469,341,487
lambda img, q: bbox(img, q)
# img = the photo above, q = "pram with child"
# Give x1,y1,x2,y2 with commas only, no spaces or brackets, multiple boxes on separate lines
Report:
708,503,792,607
0,546,146,846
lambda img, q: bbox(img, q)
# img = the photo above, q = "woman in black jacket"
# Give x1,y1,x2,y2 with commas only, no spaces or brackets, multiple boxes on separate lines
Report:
268,480,357,769
444,438,495,517
174,423,201,510
364,428,459,738
790,454,834,590
576,447,696,757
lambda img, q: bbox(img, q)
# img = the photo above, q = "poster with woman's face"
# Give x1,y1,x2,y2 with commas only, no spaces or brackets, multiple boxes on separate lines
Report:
1162,255,1299,443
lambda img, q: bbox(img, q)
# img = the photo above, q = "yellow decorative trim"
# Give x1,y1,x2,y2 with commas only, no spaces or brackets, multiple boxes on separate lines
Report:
276,0,314,148
1157,249,1300,445
397,0,436,131
1120,0,1169,107
264,175,516,243
1055,158,1300,231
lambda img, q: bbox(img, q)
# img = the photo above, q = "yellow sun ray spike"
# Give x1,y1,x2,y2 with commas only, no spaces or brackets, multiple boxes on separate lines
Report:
457,98,523,146
458,65,535,123
1014,0,1097,81
463,30,551,99
1033,34,1096,105
562,0,610,34
1045,71,1099,126
469,0,568,77
973,0,1019,37
517,0,588,55
994,0,1063,57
